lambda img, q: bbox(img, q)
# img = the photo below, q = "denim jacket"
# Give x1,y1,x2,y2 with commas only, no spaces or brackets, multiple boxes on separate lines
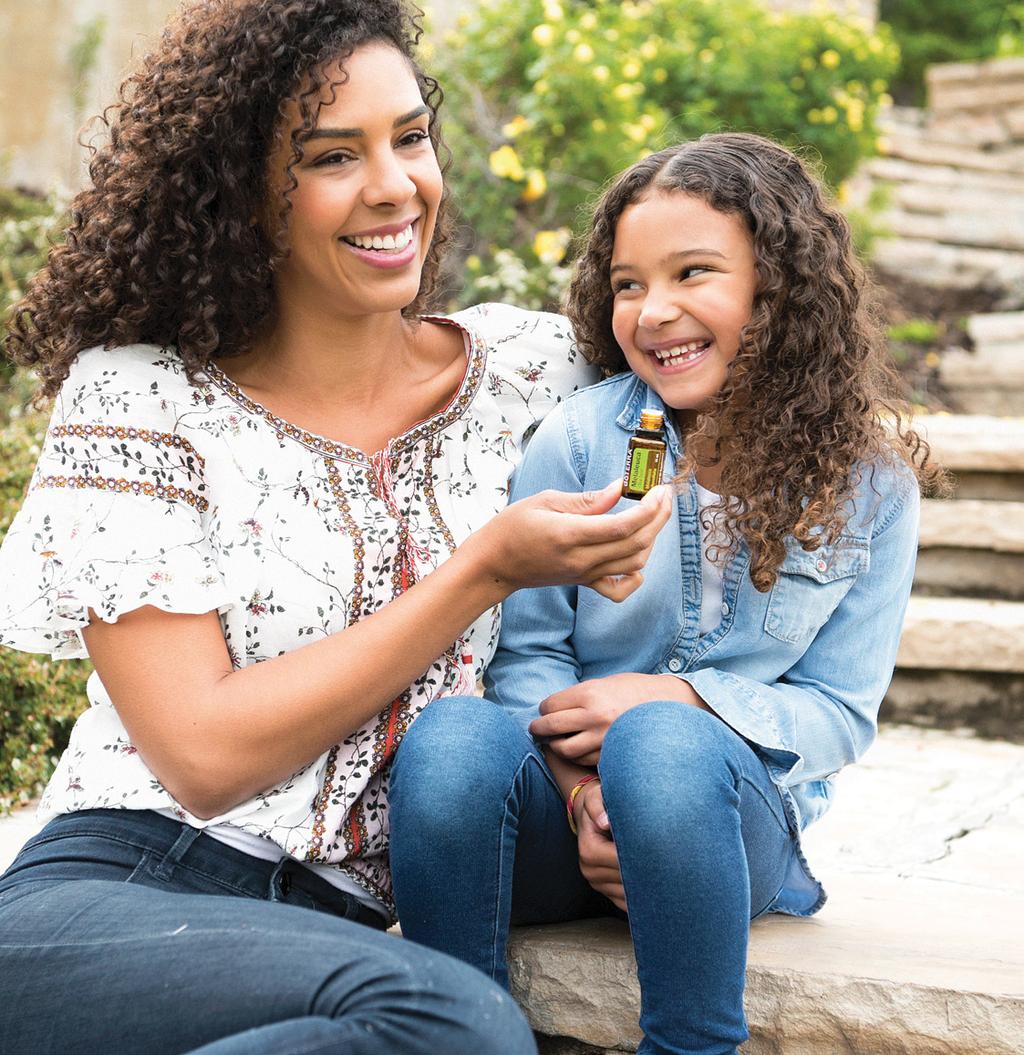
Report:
485,372,920,915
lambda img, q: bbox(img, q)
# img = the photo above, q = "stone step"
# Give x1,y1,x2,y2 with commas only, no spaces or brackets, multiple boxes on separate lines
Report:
886,181,1024,219
863,155,1024,196
939,346,1024,390
869,237,1024,293
919,498,1024,553
913,414,1024,473
877,210,1024,254
897,596,1024,673
968,311,1024,346
510,726,1024,1055
878,119,1024,174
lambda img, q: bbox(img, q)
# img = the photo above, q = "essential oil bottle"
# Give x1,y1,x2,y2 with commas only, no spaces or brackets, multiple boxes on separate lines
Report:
622,408,667,500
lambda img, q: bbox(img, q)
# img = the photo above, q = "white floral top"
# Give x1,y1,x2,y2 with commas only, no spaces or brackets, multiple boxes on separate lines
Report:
0,303,593,917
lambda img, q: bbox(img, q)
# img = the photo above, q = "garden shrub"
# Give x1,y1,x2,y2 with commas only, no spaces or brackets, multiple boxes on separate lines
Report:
880,0,1024,105
0,411,91,812
433,0,897,308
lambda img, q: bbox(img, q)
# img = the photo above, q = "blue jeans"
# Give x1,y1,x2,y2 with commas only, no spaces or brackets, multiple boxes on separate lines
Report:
0,808,536,1055
389,696,795,1055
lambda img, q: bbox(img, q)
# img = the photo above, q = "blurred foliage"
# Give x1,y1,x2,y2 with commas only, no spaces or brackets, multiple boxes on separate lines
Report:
0,186,65,404
880,0,1024,105
0,412,91,813
432,0,897,308
888,318,942,345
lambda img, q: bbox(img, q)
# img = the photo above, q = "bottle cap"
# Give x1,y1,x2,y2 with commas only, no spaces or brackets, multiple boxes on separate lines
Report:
638,408,664,431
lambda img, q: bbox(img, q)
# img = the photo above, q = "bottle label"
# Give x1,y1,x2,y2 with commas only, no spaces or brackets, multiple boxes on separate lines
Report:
625,447,665,494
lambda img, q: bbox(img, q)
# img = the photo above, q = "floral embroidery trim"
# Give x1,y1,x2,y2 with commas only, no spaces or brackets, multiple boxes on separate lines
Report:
199,317,488,464
49,424,206,470
32,473,209,513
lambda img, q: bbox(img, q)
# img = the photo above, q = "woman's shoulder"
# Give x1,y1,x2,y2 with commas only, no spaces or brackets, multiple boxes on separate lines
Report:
444,302,575,353
59,344,194,402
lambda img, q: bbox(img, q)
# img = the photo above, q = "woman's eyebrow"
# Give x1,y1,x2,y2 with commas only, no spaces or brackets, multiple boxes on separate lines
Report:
307,105,431,141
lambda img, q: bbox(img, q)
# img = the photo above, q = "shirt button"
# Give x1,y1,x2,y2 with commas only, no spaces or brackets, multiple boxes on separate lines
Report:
721,602,730,616
816,558,828,572
667,657,682,672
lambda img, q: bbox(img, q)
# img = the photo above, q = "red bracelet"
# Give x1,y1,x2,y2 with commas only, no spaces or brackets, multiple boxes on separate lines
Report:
566,775,600,835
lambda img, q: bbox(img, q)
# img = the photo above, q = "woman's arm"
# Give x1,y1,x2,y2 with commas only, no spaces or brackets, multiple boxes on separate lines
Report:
84,480,672,819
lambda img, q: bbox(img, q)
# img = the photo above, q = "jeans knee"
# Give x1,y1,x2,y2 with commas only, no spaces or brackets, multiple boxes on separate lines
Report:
600,701,736,820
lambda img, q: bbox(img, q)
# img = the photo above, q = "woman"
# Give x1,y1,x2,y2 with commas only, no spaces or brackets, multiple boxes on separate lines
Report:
0,2,672,1052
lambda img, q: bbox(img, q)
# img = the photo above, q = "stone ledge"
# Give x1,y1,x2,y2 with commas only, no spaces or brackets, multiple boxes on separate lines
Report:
510,728,1024,1054
919,499,1024,553
898,596,1024,673
912,415,1024,473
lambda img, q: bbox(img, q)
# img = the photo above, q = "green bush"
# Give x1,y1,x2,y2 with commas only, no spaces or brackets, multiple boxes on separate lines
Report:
432,0,898,307
880,0,1024,105
0,412,91,812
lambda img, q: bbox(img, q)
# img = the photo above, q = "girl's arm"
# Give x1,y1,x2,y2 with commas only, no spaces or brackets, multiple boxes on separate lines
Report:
84,480,672,819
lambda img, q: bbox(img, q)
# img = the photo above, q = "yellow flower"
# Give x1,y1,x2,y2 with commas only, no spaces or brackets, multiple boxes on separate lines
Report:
876,135,890,155
622,60,641,80
566,28,581,44
925,352,941,369
502,115,530,139
790,76,805,90
879,92,893,108
593,64,610,83
574,42,595,63
604,28,619,41
845,98,865,132
466,255,482,272
653,67,668,84
591,118,607,132
835,182,849,204
699,48,715,64
871,78,887,94
801,56,816,71
821,49,840,69
639,113,657,131
613,82,634,100
535,78,550,95
580,11,597,30
456,12,471,28
807,108,822,124
532,23,555,47
521,169,548,202
820,105,838,123
533,228,571,265
543,0,564,20
624,123,647,143
640,40,658,60
489,145,526,181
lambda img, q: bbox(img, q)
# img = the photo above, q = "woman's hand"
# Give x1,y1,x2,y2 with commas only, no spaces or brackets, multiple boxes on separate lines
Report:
463,480,673,603
531,673,709,766
574,781,627,912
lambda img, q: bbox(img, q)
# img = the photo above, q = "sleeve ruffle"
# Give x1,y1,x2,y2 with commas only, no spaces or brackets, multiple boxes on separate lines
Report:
0,484,232,659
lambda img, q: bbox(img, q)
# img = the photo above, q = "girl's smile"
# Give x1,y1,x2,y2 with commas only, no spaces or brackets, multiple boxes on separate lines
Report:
610,190,758,413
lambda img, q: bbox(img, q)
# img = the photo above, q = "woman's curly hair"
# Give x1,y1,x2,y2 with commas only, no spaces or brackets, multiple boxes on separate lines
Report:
567,132,943,591
6,0,453,398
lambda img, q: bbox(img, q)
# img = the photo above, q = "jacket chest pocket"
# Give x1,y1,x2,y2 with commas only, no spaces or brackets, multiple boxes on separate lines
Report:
764,538,870,645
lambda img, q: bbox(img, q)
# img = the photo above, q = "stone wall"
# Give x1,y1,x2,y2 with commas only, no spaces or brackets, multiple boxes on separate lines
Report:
926,56,1024,152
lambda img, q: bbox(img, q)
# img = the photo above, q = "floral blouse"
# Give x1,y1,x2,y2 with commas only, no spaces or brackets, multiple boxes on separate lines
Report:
0,303,593,917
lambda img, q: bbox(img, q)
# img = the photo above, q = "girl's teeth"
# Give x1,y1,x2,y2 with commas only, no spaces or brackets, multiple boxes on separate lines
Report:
344,225,413,251
653,341,709,365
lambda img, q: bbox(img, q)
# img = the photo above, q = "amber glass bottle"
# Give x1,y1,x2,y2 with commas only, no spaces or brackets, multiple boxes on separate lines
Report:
622,408,666,500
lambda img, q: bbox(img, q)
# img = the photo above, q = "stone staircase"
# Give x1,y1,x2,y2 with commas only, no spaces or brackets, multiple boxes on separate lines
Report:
857,58,1024,301
890,413,1024,738
939,312,1024,416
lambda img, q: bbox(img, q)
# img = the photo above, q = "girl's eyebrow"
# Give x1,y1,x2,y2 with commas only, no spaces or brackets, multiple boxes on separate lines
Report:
610,248,726,275
307,104,431,141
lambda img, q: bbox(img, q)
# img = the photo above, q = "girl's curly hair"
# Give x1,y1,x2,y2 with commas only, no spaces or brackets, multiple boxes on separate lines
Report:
6,0,453,398
567,132,943,591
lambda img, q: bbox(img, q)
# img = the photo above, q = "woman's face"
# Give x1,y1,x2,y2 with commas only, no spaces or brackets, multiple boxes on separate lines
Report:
610,189,757,413
268,42,443,319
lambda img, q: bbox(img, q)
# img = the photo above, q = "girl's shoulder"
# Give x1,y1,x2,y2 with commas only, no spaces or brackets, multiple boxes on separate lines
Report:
846,453,920,540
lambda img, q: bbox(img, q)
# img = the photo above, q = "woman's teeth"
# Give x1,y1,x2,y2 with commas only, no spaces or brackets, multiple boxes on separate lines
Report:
653,341,710,366
343,224,414,252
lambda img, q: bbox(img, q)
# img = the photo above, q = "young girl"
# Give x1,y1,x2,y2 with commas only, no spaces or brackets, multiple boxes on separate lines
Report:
389,133,937,1055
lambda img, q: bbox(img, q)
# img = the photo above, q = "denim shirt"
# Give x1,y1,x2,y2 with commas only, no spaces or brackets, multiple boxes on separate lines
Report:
485,372,920,915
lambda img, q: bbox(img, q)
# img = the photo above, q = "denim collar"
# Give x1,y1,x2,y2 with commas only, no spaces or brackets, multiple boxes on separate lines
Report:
613,374,683,460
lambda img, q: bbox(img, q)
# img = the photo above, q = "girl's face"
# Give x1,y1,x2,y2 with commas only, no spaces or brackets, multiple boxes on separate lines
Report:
610,190,757,413
268,42,443,318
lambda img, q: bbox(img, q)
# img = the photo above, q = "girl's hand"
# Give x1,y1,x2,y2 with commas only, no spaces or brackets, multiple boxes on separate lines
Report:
463,480,673,604
574,781,627,912
532,673,709,766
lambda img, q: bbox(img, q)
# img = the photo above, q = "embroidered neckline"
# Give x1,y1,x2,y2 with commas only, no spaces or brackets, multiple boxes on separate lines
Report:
201,316,488,464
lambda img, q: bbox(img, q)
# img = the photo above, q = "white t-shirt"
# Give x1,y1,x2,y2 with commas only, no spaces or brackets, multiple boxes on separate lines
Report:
0,303,594,919
696,482,728,636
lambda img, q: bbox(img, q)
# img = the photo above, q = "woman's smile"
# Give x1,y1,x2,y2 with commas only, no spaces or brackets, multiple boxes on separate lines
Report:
340,217,421,269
